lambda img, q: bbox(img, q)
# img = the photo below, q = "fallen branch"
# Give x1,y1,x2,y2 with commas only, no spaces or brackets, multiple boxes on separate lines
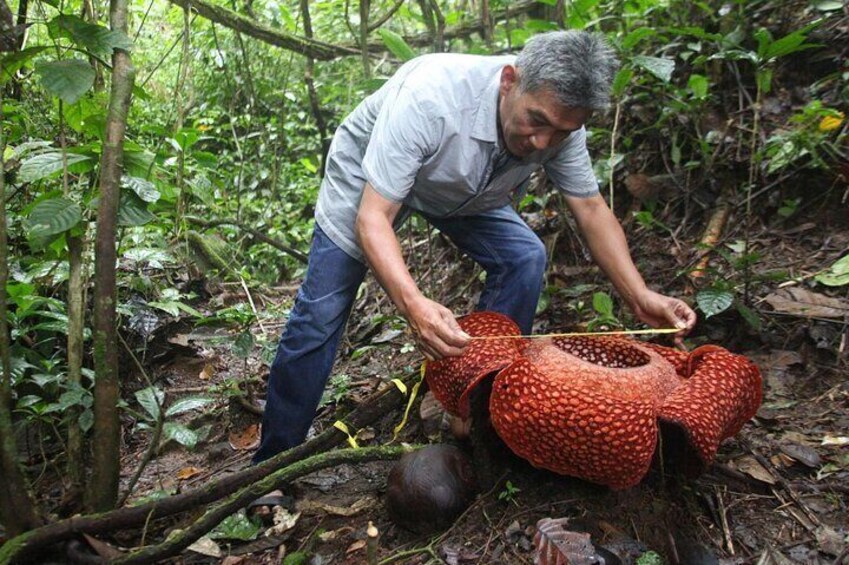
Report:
185,216,308,263
0,375,412,563
115,445,414,564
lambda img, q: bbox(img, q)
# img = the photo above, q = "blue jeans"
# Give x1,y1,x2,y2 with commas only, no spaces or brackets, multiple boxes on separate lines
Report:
253,207,546,463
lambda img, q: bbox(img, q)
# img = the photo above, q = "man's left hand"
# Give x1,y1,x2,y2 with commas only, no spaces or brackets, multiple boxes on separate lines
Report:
630,289,696,349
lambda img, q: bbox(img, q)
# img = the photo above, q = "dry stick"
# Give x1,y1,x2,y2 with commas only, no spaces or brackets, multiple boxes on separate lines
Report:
686,187,733,291
715,485,735,555
114,445,412,565
0,375,412,563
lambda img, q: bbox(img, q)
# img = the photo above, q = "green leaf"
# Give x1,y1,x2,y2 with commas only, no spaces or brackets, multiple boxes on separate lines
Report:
163,422,199,449
166,397,215,417
233,330,255,359
621,28,656,50
18,152,93,183
695,289,734,318
815,255,849,287
210,510,262,541
378,29,416,61
36,59,96,105
612,68,633,98
135,387,164,421
813,0,843,10
632,55,675,83
0,47,49,85
122,175,160,203
687,74,709,99
592,292,614,316
118,190,157,226
735,302,762,331
79,409,94,432
25,197,82,238
47,15,132,62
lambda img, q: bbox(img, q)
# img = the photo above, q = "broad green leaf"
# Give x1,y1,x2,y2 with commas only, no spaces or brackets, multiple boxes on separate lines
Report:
612,67,633,97
592,292,614,316
25,197,81,238
621,28,656,50
163,422,198,449
815,255,849,287
79,409,94,432
166,397,215,417
378,29,416,61
122,175,160,203
632,55,675,83
688,74,709,99
761,23,821,62
209,510,262,541
118,191,157,226
695,289,734,318
814,0,843,10
135,387,164,421
18,152,93,183
47,15,132,62
36,59,96,104
65,94,108,138
0,47,48,85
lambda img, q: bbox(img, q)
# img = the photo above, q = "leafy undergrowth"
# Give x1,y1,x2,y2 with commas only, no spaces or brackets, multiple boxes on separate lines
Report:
51,181,846,565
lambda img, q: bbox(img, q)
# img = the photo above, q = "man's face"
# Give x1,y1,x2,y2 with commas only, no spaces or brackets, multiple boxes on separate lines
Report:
498,65,591,158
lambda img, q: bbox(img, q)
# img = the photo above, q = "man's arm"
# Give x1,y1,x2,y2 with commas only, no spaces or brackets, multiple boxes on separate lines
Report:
355,183,470,360
564,193,696,343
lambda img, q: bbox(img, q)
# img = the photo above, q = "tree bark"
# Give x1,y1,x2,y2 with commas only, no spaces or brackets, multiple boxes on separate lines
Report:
0,60,42,538
86,0,135,513
358,0,370,79
0,374,411,563
299,0,330,176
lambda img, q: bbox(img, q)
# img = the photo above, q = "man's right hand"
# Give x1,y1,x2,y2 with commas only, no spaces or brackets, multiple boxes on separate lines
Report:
405,296,470,361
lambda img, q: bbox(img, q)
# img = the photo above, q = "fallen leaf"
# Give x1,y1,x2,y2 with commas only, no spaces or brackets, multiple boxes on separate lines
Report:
732,455,777,484
199,363,215,380
229,424,260,450
221,557,244,565
821,435,849,447
168,334,190,347
355,427,376,442
264,508,300,537
814,525,846,557
346,540,367,554
764,287,849,319
187,536,222,558
781,431,817,446
779,444,821,468
533,517,600,565
756,545,796,565
318,526,354,542
176,466,204,480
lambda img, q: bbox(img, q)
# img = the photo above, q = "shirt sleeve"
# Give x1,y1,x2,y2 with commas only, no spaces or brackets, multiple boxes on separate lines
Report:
361,85,442,203
544,126,600,198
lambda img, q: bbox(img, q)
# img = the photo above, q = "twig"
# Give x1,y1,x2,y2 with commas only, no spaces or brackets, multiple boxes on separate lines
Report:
239,275,265,334
715,485,735,555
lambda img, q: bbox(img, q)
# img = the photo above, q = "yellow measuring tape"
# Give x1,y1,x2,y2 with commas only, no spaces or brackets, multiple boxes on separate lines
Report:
469,327,681,340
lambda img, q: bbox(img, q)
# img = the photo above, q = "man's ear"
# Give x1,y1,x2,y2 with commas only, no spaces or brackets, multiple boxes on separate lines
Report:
499,65,518,96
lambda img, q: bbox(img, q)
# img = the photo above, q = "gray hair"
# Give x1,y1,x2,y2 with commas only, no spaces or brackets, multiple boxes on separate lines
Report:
516,31,620,110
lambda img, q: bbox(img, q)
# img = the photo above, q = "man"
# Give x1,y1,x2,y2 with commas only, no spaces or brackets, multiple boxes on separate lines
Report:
253,30,696,464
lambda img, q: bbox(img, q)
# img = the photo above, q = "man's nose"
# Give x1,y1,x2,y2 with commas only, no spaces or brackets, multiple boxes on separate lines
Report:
530,132,551,150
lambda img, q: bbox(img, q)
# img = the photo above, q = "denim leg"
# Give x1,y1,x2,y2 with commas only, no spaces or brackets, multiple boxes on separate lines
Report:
425,206,546,334
253,225,367,463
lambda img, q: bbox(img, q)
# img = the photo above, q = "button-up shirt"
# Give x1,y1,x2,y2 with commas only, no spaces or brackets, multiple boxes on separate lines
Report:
315,53,599,262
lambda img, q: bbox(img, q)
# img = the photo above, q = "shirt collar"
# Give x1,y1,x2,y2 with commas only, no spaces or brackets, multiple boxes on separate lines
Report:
471,70,502,145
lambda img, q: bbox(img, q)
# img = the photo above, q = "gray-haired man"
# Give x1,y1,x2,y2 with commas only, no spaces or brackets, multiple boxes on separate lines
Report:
254,31,697,464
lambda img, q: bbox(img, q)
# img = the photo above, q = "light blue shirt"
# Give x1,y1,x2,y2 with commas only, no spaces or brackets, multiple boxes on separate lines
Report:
315,53,599,261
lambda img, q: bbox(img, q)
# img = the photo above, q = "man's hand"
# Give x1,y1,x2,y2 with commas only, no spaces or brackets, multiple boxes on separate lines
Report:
630,289,697,349
405,296,470,361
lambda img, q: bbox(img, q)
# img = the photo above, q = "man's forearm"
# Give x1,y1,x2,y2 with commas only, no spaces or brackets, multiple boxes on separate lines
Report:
570,197,648,308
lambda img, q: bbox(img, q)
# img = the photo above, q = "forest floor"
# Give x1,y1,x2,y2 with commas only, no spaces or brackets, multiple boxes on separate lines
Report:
86,181,849,565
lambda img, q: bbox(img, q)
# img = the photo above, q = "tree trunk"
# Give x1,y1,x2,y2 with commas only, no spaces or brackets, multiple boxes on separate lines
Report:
358,0,370,79
299,0,330,175
0,60,42,537
85,0,135,513
65,231,86,497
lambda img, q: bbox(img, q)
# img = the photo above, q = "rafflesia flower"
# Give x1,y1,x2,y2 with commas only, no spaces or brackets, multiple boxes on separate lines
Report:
425,312,762,489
